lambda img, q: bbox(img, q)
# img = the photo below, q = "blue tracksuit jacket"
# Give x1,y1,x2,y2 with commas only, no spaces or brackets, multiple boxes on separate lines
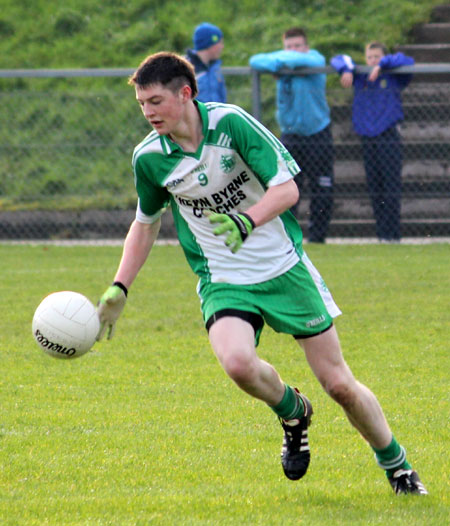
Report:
186,49,227,103
249,49,330,136
330,53,414,136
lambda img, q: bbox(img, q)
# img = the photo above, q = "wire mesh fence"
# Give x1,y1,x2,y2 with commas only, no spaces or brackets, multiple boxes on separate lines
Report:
0,68,449,240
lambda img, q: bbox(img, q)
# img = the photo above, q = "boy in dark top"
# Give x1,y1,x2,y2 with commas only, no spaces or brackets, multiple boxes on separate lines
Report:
331,42,414,242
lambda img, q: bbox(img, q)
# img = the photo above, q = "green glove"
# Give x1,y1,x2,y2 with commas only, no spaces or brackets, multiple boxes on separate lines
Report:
207,212,255,253
96,282,128,341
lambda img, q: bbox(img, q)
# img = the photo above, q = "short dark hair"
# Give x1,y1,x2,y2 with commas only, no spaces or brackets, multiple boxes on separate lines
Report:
128,51,198,98
283,27,308,43
366,41,388,55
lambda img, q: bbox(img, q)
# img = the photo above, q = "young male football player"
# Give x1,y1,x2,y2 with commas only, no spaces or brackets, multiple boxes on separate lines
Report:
97,51,427,495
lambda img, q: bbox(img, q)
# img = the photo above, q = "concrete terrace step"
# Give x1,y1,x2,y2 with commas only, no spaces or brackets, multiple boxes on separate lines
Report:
302,178,450,198
333,142,450,161
331,101,450,124
397,4,450,82
396,43,450,62
431,4,450,23
329,182,450,198
1,207,449,240
401,84,450,102
325,219,450,238
410,23,450,43
298,196,450,221
332,120,450,142
334,159,450,184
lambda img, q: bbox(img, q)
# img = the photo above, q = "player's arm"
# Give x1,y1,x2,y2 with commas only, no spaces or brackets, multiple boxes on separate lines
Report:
114,218,160,289
250,49,324,73
245,179,298,226
207,179,298,253
97,218,161,340
378,52,415,88
331,54,355,88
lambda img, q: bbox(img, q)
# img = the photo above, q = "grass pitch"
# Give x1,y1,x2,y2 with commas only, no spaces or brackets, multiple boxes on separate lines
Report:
0,243,448,525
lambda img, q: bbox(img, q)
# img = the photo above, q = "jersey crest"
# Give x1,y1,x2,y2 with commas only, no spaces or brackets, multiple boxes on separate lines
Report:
220,154,236,174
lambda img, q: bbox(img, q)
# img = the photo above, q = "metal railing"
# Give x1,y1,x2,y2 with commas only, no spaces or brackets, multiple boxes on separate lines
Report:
2,63,450,119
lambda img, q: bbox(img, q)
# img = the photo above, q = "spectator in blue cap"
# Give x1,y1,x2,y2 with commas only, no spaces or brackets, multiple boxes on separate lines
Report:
186,22,227,103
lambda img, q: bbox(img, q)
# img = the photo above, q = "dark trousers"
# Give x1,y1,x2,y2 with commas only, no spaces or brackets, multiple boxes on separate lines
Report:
361,126,402,240
281,125,334,242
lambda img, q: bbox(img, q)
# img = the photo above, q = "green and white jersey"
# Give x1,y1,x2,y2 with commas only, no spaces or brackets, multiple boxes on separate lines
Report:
132,101,304,285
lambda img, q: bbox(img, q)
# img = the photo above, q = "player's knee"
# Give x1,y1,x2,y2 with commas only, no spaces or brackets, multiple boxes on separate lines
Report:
222,351,257,385
323,377,357,409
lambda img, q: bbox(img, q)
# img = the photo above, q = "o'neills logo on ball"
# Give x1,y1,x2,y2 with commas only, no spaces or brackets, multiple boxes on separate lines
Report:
34,329,77,356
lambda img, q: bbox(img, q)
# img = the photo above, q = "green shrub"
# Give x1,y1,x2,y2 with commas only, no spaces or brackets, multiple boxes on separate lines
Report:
53,10,87,37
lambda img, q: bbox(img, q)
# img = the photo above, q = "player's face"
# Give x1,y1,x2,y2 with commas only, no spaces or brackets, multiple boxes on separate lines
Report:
208,40,224,61
365,48,384,67
135,83,189,135
284,36,308,53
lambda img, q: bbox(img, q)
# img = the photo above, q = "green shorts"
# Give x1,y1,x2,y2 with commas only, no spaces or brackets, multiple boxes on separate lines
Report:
198,253,341,345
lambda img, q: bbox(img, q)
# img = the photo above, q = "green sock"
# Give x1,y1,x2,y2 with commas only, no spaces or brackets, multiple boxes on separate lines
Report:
372,436,412,477
270,384,305,421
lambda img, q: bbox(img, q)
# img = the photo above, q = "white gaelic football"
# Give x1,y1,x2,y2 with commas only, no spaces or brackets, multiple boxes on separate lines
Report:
32,291,100,359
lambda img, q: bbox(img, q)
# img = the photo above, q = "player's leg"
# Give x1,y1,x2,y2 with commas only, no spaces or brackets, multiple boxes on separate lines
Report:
299,325,391,446
362,136,385,241
280,133,305,219
298,325,427,494
208,314,312,480
379,126,403,241
208,315,284,404
304,126,334,243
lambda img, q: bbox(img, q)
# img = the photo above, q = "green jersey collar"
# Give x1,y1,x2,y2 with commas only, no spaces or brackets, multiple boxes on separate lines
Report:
159,101,208,157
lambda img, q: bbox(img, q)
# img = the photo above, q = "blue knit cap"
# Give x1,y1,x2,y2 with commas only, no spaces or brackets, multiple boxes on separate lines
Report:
193,23,223,51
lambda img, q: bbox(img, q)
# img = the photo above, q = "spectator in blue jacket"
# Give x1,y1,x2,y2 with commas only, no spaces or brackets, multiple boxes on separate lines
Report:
250,27,334,243
186,22,227,103
331,42,414,242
